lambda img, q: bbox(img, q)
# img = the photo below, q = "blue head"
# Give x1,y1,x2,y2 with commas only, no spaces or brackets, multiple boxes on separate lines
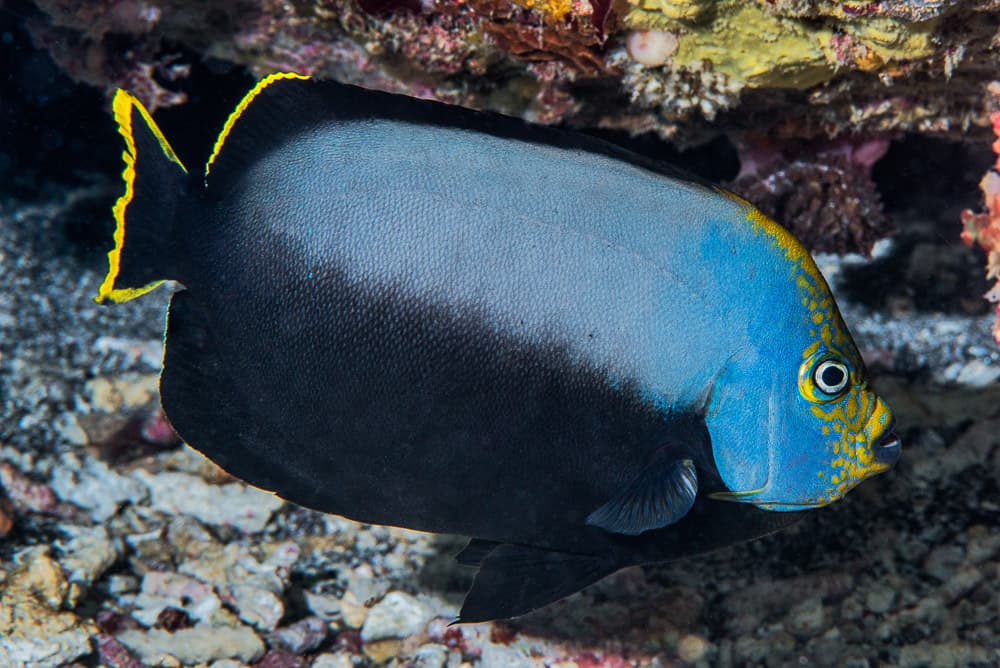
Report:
703,206,900,510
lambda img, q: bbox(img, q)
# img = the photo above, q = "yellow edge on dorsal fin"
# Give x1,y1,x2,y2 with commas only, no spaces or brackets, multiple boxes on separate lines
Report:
204,72,311,180
95,90,187,304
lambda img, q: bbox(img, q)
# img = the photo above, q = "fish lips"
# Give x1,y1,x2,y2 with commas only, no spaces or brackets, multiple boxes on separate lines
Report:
872,419,901,468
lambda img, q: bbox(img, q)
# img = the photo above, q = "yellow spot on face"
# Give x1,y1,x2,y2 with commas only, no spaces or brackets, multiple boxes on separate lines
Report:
742,206,860,372
814,386,897,502
738,203,894,503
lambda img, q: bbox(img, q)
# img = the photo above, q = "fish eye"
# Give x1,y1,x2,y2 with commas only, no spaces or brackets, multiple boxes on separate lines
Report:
814,359,849,395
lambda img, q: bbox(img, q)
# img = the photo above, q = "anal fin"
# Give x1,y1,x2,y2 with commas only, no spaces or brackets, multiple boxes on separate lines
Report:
585,458,697,535
457,544,619,623
455,539,501,566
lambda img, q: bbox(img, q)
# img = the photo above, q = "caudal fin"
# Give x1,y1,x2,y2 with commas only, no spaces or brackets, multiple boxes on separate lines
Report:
95,90,189,304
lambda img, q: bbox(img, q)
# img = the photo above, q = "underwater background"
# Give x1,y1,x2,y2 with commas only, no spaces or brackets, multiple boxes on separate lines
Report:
2,0,1000,666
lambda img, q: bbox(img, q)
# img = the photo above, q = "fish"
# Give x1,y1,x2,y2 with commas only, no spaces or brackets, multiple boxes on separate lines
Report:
96,73,901,622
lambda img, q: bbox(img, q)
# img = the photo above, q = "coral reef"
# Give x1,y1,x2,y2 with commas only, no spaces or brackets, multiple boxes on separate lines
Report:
960,81,1000,346
611,44,742,128
27,0,191,112
20,0,1000,136
730,136,892,255
472,0,613,78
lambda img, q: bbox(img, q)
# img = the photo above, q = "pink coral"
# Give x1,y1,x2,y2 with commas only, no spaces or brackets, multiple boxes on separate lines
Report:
0,462,59,514
959,88,1000,346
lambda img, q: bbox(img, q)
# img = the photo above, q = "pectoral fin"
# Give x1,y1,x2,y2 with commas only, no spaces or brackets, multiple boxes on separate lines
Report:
585,458,698,535
457,543,619,623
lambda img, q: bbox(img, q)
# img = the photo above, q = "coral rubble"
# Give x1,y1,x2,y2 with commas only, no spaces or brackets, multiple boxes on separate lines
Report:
730,136,892,255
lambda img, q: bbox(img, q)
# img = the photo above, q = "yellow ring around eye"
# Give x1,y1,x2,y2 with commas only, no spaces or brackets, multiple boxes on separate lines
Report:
799,351,851,404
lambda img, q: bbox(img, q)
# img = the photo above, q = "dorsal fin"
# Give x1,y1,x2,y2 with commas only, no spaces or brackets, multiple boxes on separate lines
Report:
203,72,311,191
201,72,717,197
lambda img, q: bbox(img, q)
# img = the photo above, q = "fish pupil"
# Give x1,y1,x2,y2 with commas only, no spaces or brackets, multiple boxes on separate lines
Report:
819,363,846,391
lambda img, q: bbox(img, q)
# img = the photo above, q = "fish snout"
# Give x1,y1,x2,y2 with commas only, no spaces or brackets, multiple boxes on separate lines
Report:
871,420,901,469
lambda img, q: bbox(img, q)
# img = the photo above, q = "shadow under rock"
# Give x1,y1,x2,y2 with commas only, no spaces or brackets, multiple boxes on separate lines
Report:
838,215,991,315
413,533,476,607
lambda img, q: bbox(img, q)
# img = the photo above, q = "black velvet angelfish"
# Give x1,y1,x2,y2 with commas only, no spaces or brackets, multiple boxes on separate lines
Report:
97,73,901,621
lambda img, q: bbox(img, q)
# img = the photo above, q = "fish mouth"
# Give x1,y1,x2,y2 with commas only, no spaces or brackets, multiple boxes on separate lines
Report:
872,418,901,468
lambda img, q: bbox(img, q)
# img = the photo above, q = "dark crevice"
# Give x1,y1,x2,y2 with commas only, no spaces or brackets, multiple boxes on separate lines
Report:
872,134,995,216
578,128,741,183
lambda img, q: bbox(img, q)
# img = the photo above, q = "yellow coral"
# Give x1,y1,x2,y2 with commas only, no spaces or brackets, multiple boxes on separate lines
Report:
510,0,572,19
628,0,709,22
842,16,939,63
624,1,941,90
627,2,835,89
